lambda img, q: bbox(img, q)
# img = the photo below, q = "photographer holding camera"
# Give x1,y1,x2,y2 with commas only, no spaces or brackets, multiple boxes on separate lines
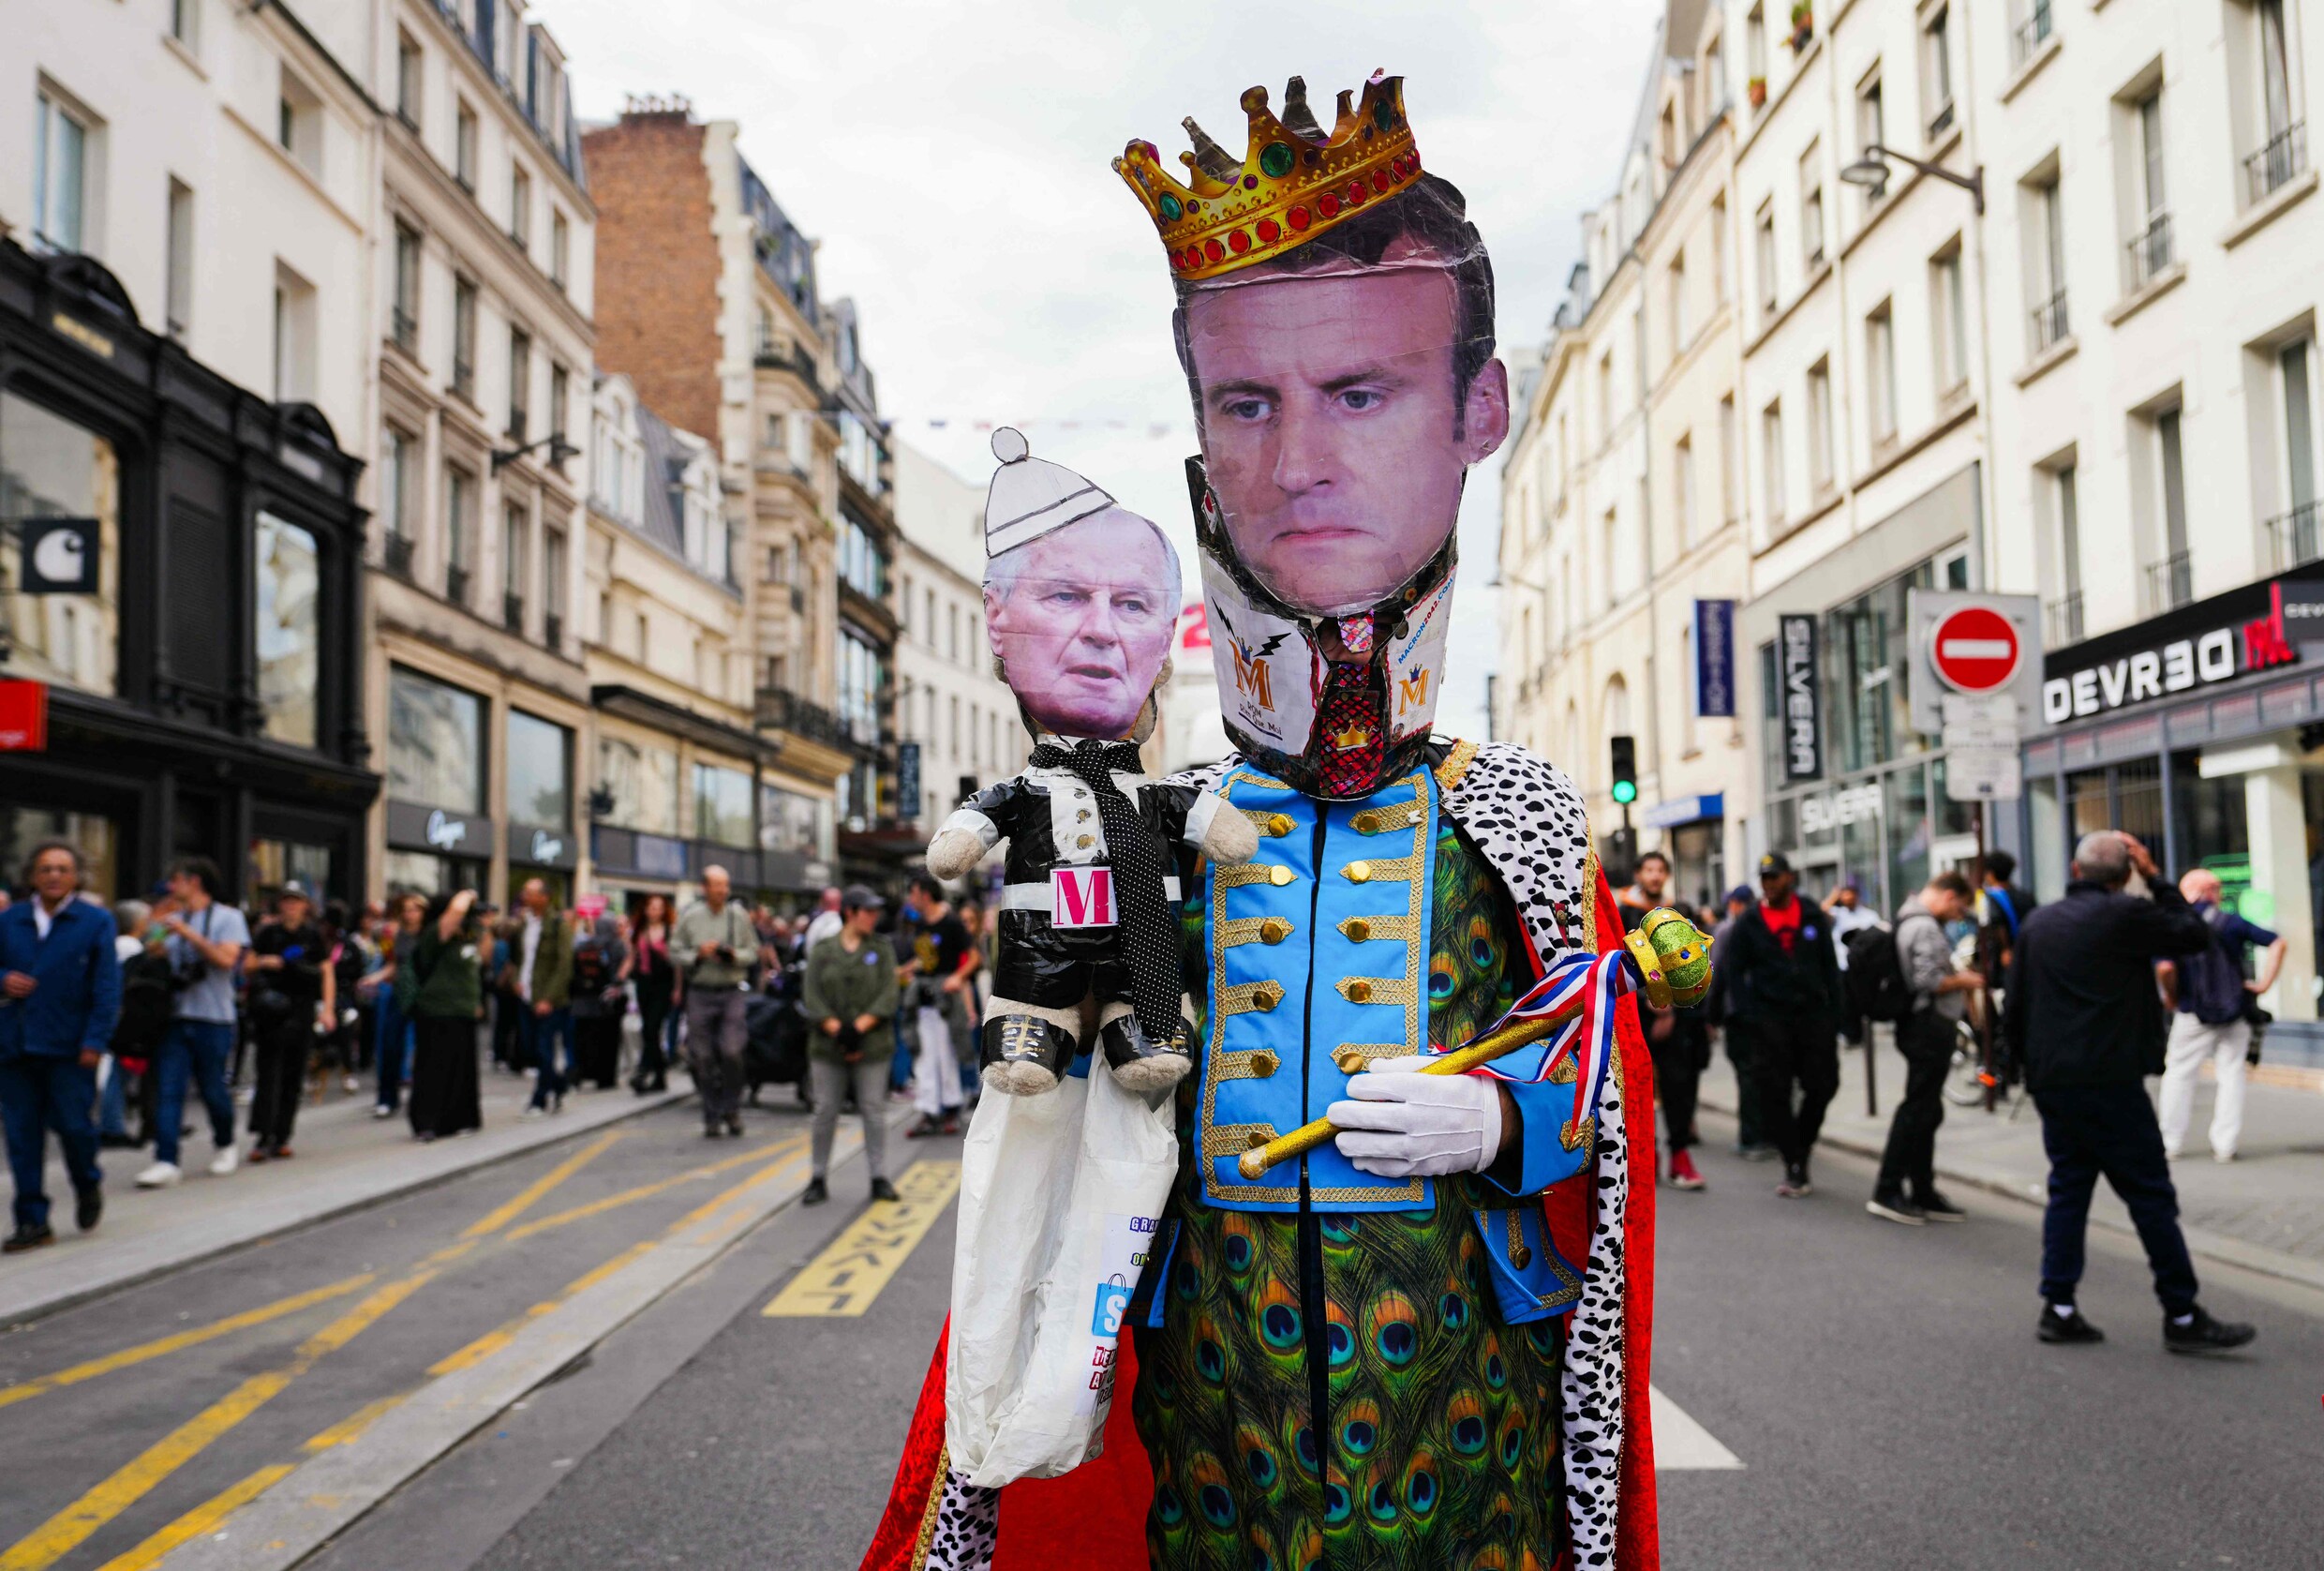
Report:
137,859,248,1189
676,865,758,1139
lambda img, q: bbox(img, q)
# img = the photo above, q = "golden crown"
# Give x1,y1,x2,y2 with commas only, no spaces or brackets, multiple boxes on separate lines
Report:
1112,74,1423,284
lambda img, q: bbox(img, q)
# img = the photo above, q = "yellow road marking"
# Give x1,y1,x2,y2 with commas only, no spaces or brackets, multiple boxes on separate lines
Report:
0,1274,378,1413
504,1136,805,1242
459,1129,626,1238
428,1238,660,1376
0,1270,434,1570
762,1161,961,1318
301,1393,407,1453
87,1462,297,1571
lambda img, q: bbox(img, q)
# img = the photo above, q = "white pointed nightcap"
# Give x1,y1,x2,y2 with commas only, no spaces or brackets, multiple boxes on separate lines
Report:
984,426,1115,558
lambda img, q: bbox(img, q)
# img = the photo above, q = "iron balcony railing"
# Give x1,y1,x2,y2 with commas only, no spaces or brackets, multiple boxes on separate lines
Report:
2030,289,2070,354
2012,1,2052,69
391,307,418,354
502,591,526,633
2266,501,2321,570
2245,121,2308,205
383,532,414,579
1926,99,1955,142
2144,550,2192,613
2046,591,2084,648
544,611,563,651
445,562,471,607
2123,212,2174,292
453,356,475,401
755,685,846,749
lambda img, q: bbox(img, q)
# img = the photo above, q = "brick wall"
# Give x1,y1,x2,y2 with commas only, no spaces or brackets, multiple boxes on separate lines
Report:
580,113,722,441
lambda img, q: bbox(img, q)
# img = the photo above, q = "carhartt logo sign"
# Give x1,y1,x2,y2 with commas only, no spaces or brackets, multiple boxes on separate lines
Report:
1050,866,1116,928
425,810,469,850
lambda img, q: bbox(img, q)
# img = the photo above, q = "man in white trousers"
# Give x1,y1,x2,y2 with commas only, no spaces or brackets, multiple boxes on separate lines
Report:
2159,869,2286,1164
903,875,975,1138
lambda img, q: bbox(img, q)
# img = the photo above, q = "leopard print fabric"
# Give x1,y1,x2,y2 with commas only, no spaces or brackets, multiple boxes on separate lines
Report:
920,1469,1000,1571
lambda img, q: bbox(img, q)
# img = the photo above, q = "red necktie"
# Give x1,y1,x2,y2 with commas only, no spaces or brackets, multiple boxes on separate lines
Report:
1315,661,1385,798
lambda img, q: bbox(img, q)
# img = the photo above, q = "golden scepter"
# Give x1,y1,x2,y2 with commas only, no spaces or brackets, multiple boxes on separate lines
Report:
1236,908,1714,1182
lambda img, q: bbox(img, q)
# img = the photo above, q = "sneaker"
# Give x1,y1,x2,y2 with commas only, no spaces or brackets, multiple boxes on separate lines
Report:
2,1223,55,1254
1667,1149,1706,1190
342,1075,360,1094
1737,1143,1780,1163
1776,1163,1812,1198
940,1115,961,1136
800,1177,829,1206
1867,1192,1927,1225
725,1115,744,1138
870,1177,901,1203
1915,1190,1967,1222
75,1188,101,1233
904,1115,942,1140
135,1161,183,1189
704,1124,724,1139
2038,1305,2105,1344
2211,1150,2238,1165
99,1132,142,1150
521,1105,545,1121
247,1145,271,1165
271,1145,293,1160
2164,1307,2257,1355
208,1145,238,1177
372,1104,397,1119
551,1094,565,1115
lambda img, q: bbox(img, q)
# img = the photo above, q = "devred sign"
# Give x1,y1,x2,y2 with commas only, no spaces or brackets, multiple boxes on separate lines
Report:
1930,606,2020,695
0,681,48,752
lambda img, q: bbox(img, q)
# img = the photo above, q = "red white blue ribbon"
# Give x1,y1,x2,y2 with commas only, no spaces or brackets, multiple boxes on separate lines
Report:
1422,948,1637,1115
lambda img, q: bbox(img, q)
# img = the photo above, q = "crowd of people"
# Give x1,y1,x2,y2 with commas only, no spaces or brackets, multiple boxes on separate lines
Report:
0,840,1001,1255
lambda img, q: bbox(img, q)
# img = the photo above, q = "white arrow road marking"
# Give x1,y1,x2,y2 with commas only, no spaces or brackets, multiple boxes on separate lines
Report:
1650,1384,1744,1470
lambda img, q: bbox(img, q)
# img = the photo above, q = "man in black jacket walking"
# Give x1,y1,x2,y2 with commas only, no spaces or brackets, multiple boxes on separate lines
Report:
2004,830,2256,1354
1722,852,1846,1198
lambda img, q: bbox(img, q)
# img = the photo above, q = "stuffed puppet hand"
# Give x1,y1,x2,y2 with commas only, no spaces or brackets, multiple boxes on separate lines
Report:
925,824,989,882
1195,790,1259,865
1326,1057,1504,1178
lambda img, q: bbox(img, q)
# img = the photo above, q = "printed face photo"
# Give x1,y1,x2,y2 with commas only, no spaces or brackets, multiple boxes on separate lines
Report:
986,508,1180,741
1183,242,1509,616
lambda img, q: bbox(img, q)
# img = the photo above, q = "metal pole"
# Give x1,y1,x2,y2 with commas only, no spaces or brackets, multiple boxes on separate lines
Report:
1977,799,1998,1113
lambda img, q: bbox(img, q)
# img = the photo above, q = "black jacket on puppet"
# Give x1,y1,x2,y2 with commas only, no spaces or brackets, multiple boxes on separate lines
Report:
942,753,1214,1012
2004,878,2209,1091
1719,899,1845,1039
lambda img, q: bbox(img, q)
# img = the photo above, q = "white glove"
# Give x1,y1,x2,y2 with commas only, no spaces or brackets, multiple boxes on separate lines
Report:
1326,1056,1504,1178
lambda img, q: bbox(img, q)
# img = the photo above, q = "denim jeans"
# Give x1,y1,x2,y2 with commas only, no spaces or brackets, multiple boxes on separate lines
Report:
2034,1083,2200,1315
97,1054,130,1139
155,1019,237,1166
0,1055,102,1228
375,994,413,1111
525,1008,574,1107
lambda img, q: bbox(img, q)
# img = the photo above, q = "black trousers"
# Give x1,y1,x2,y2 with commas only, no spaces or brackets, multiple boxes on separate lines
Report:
635,986,674,1083
1722,1027,1764,1148
2034,1084,2199,1314
1876,1010,1954,1200
1648,1030,1701,1153
249,1021,312,1148
1736,1021,1839,1171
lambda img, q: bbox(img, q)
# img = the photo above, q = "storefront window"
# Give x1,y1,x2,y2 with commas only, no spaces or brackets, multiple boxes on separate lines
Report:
837,628,886,743
1824,566,1934,777
2027,773,2065,903
1,391,120,697
693,762,752,845
597,735,679,834
1885,763,1930,908
2065,768,2110,843
383,849,486,898
506,710,571,827
0,806,118,901
249,836,334,906
255,512,320,748
760,783,832,858
2115,756,2164,849
388,666,484,812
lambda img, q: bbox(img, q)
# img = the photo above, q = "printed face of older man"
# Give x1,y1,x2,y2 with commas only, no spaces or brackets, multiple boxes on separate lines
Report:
1182,241,1508,616
986,509,1179,741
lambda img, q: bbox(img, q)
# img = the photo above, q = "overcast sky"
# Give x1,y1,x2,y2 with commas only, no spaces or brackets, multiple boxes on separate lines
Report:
539,0,1663,739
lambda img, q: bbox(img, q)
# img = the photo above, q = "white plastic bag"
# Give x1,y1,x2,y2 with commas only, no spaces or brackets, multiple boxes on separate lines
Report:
945,1053,1179,1487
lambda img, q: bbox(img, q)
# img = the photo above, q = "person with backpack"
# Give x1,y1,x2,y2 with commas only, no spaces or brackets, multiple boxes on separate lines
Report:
568,915,630,1091
1867,871,1982,1224
2156,868,2285,1164
1723,853,1847,1198
105,901,168,1148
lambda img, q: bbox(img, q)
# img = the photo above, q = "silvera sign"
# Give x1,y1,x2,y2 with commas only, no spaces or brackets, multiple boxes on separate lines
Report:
2042,576,2320,726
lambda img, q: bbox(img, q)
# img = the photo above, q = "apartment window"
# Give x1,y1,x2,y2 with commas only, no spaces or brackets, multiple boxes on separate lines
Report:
31,90,91,255
502,503,529,626
1719,393,1739,523
395,32,423,127
1747,5,1767,97
508,328,530,440
165,179,194,341
1856,72,1886,209
445,466,474,603
2013,0,2054,71
1598,352,1616,436
1673,435,1696,551
1866,302,1899,444
1807,359,1834,491
392,221,421,353
1800,142,1825,267
1764,401,1787,523
1601,509,1619,607
1930,244,1968,392
2027,172,2069,353
948,603,961,663
1667,252,1689,358
2248,0,2307,201
1706,35,1728,120
1754,202,1778,315
1709,195,1728,304
548,364,569,452
2125,90,2171,289
454,100,478,189
1923,6,1955,139
171,0,200,49
550,210,569,290
510,165,531,248
452,276,477,399
277,67,321,175
2272,338,2319,567
2047,463,2085,643
381,426,412,550
544,527,567,637
272,262,316,403
2148,407,2192,609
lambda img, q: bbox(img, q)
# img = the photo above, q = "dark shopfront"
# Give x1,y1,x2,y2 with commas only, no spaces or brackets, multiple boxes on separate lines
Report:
2022,567,2324,1042
0,245,375,905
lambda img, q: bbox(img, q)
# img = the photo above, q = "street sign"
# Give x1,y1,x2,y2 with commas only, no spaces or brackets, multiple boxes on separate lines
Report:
16,518,100,594
1944,746,2023,803
0,681,47,751
897,741,921,820
1907,591,2043,734
1939,694,2020,751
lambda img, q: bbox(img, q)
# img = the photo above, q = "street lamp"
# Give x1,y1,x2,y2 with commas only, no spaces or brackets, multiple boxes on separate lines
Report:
490,433,582,474
1840,142,1985,214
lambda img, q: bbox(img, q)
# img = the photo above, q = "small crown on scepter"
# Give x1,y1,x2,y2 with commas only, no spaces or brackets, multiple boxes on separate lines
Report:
1112,73,1424,283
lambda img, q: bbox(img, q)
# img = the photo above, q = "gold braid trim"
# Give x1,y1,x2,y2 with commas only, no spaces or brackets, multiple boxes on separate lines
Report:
1434,737,1481,795
909,1444,949,1570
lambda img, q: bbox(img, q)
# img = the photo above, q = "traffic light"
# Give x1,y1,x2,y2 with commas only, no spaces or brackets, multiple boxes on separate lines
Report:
1609,734,1637,805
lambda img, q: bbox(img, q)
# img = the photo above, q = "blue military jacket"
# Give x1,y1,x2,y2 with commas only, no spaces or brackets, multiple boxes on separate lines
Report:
0,896,122,1059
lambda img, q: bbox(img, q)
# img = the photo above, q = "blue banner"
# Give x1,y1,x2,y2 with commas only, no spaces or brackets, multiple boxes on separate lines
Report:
1694,598,1736,718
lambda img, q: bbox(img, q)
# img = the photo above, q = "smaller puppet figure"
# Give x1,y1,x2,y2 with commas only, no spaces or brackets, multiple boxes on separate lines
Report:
926,429,1258,1095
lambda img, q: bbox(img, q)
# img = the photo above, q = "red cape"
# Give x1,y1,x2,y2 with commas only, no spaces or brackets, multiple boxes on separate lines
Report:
860,867,1660,1571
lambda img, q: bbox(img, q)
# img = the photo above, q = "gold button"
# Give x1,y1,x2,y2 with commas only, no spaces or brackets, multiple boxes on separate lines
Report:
1344,860,1372,884
1266,813,1294,837
1341,917,1372,943
1078,809,1092,821
1333,1047,1370,1074
1077,834,1094,848
1267,864,1296,887
1248,1050,1279,1078
1259,917,1292,944
1512,1244,1534,1269
1345,979,1373,1003
1252,980,1284,1010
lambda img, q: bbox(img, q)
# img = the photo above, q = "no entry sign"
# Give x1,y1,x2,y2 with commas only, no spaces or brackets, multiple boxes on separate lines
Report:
1930,606,2021,693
